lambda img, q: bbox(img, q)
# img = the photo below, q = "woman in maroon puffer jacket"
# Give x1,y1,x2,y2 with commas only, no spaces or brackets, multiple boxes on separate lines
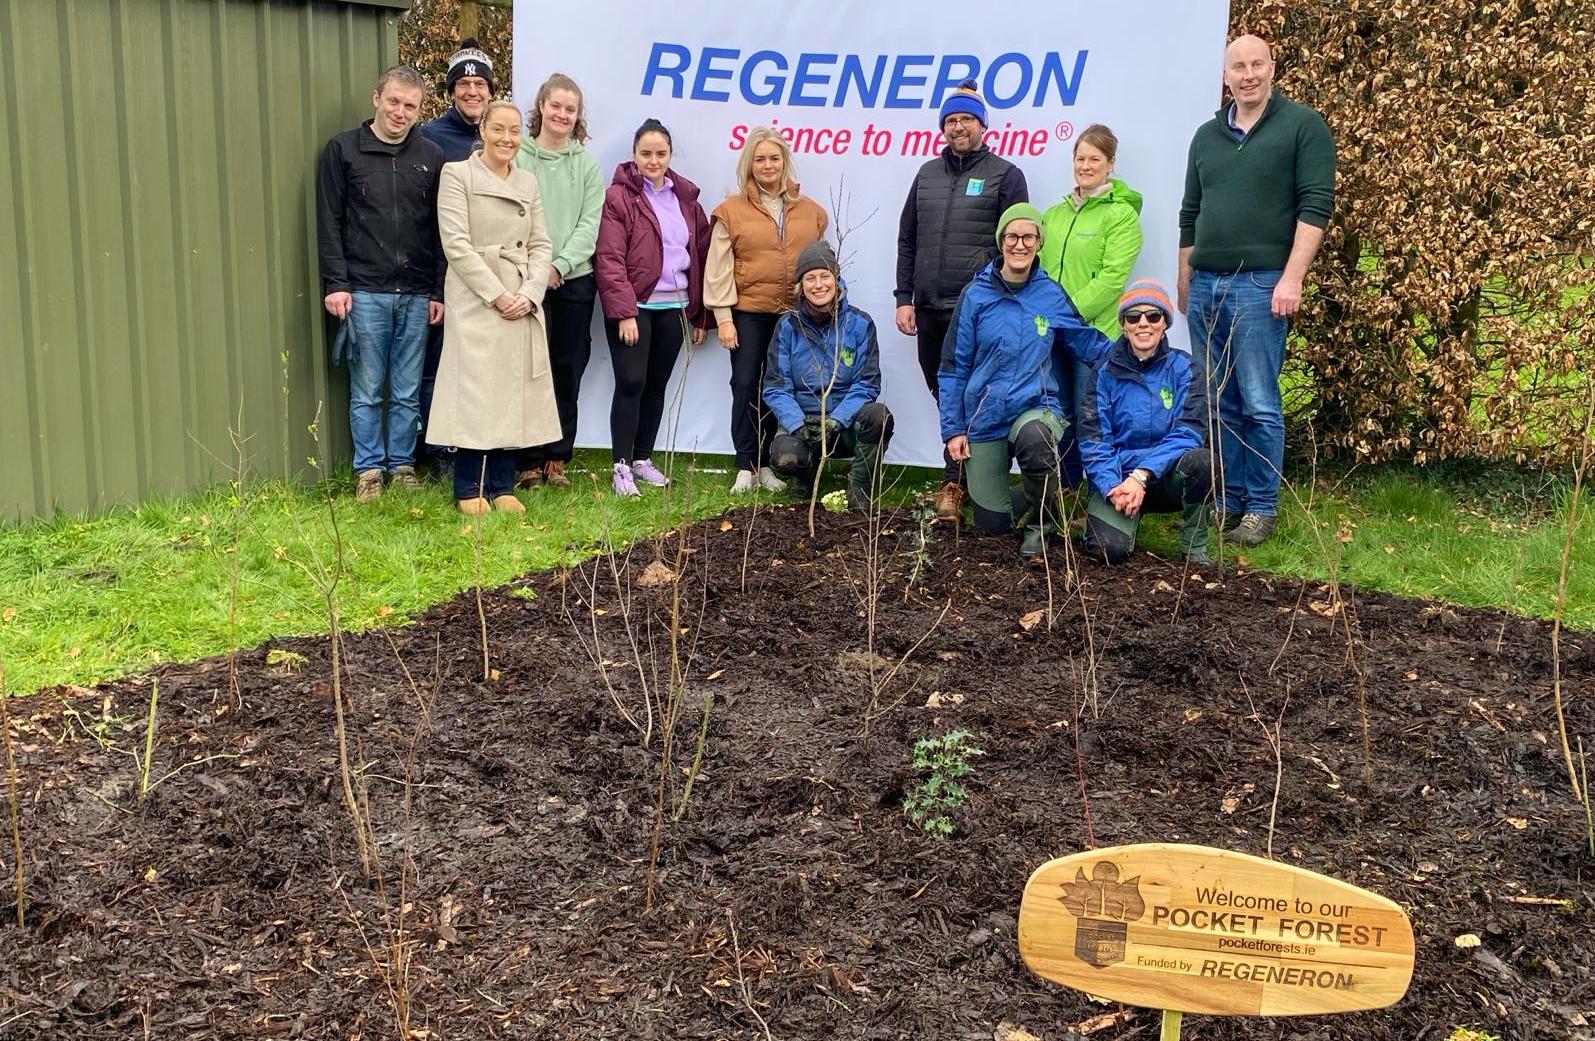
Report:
593,118,711,497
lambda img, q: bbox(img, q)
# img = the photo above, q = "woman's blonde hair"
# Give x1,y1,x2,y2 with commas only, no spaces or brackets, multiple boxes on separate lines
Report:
481,99,522,129
526,73,590,144
734,126,801,204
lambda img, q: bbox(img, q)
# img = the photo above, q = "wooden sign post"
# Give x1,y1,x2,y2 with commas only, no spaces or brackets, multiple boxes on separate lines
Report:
1018,844,1415,1037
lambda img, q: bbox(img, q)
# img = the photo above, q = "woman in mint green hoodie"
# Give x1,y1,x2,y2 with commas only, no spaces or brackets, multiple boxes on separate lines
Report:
513,74,604,489
1039,124,1144,484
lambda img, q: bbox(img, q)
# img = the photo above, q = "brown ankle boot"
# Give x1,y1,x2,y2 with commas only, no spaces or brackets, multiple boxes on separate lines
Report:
491,494,525,514
457,497,490,516
542,460,571,489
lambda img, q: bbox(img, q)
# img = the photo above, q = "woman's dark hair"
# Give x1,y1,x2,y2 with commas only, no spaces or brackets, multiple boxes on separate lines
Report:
633,118,672,150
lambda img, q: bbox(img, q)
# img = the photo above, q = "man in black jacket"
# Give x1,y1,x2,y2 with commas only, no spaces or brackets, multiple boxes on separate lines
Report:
894,80,1028,522
316,65,445,504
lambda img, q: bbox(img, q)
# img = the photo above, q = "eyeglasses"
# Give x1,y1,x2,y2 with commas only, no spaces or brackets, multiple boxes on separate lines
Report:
1001,233,1039,247
1122,309,1166,325
944,115,980,129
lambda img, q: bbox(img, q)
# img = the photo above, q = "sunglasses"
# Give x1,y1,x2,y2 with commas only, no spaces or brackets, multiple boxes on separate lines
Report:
1122,309,1166,325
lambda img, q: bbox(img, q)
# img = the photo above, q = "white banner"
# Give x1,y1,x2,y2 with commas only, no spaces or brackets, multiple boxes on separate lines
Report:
515,2,1231,467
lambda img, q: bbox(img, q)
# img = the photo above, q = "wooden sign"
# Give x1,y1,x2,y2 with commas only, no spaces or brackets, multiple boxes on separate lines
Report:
1019,844,1414,1017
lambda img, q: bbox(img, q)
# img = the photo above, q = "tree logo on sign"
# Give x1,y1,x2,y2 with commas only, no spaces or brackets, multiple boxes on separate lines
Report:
1059,862,1145,968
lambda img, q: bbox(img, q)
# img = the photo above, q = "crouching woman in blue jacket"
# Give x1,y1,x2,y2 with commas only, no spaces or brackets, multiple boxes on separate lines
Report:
763,242,894,508
939,204,1108,558
1079,279,1214,566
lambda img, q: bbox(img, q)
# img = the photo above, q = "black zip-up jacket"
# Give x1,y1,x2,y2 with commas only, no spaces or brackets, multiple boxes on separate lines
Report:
316,120,445,300
895,145,1028,312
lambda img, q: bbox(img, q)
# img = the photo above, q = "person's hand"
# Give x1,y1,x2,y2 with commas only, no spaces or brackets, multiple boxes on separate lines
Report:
493,293,528,319
618,317,639,346
324,291,352,320
547,267,564,291
1271,275,1304,318
1107,478,1146,517
718,320,738,350
822,417,842,433
428,300,445,325
691,326,706,347
1176,272,1190,316
895,305,917,337
945,435,970,462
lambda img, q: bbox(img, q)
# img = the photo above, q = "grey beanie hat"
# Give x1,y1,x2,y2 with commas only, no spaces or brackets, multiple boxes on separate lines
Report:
794,240,840,283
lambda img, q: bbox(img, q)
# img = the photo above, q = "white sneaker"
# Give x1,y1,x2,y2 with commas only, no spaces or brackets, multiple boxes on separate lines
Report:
757,467,788,492
731,469,757,494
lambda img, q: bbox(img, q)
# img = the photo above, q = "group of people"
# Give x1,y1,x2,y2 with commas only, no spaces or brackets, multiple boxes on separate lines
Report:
315,34,1333,565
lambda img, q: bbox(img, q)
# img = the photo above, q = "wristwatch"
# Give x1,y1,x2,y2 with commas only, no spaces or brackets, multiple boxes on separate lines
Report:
1128,469,1150,486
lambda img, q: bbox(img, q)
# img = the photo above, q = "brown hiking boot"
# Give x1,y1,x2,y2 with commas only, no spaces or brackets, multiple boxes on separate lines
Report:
542,460,572,489
389,465,421,491
514,468,544,490
491,494,526,514
933,482,964,524
456,497,491,516
355,469,384,504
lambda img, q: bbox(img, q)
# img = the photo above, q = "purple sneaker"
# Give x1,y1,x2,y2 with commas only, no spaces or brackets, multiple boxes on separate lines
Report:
631,459,670,487
612,462,639,497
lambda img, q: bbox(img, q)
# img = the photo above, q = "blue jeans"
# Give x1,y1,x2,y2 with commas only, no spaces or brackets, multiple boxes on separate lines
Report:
1186,269,1289,516
347,292,430,474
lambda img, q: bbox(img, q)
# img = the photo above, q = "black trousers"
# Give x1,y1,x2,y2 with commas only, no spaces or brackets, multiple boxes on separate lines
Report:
452,448,516,500
914,305,960,484
607,308,685,464
419,323,450,467
517,273,597,470
728,309,781,471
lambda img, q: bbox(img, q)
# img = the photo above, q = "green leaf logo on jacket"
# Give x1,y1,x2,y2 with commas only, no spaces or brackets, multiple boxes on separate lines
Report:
1034,315,1050,337
840,345,856,366
1160,387,1174,409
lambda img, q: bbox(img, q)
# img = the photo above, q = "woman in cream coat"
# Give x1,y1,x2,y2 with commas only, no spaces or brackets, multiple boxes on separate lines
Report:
428,100,558,514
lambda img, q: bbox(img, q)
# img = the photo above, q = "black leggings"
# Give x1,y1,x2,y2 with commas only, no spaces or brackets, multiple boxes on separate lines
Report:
517,273,596,469
607,308,686,464
728,309,781,470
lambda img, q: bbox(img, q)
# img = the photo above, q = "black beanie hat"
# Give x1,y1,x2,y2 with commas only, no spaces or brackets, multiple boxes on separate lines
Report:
445,39,495,95
794,240,840,283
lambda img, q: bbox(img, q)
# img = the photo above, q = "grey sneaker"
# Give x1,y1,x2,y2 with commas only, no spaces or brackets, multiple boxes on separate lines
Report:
389,465,421,491
355,469,384,503
1228,513,1276,547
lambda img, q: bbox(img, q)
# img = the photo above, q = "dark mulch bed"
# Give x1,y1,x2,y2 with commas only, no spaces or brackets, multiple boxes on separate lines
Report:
2,506,1592,1040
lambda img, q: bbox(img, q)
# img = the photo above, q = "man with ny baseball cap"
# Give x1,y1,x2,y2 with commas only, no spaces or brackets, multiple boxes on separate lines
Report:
894,80,1029,523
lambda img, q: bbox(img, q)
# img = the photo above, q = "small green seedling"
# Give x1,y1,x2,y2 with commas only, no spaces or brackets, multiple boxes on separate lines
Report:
904,729,985,838
266,649,309,672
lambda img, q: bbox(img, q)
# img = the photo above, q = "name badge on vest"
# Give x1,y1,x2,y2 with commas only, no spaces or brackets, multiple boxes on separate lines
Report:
965,178,986,196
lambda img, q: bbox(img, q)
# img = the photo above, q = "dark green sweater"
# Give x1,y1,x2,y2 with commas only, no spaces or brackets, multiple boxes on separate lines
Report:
1178,92,1336,273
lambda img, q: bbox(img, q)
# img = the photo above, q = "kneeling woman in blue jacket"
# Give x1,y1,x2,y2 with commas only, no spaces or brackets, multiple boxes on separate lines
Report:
939,204,1108,557
763,242,894,508
1079,279,1214,566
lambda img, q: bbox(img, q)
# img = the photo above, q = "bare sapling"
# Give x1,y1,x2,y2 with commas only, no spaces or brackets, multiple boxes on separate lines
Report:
674,521,716,818
1579,738,1592,858
1550,385,1595,804
1244,679,1291,859
226,402,251,709
1066,653,1097,848
472,456,491,683
1,654,24,927
113,679,241,809
287,403,372,876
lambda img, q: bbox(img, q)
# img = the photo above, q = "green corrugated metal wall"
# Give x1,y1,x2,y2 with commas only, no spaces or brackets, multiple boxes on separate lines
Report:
0,0,411,521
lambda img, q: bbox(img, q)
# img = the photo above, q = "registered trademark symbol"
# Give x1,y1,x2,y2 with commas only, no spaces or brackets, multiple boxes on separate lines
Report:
1055,121,1074,141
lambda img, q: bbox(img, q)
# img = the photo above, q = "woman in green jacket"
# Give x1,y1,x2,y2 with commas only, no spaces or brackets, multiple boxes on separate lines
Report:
1039,124,1144,483
512,73,604,490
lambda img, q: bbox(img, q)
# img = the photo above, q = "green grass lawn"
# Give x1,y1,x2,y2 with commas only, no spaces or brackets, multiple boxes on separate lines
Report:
1,452,1590,696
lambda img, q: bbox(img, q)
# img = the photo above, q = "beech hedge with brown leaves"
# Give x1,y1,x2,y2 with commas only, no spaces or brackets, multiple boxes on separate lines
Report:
400,0,1595,464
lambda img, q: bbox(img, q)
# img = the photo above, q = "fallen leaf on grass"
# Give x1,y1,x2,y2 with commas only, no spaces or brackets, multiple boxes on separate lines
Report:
637,561,677,587
1,606,14,622
719,519,733,531
375,605,393,618
1018,609,1045,631
409,508,423,518
1454,933,1482,949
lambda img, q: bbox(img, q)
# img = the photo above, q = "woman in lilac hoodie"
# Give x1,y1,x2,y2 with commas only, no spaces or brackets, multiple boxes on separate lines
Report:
593,119,711,496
